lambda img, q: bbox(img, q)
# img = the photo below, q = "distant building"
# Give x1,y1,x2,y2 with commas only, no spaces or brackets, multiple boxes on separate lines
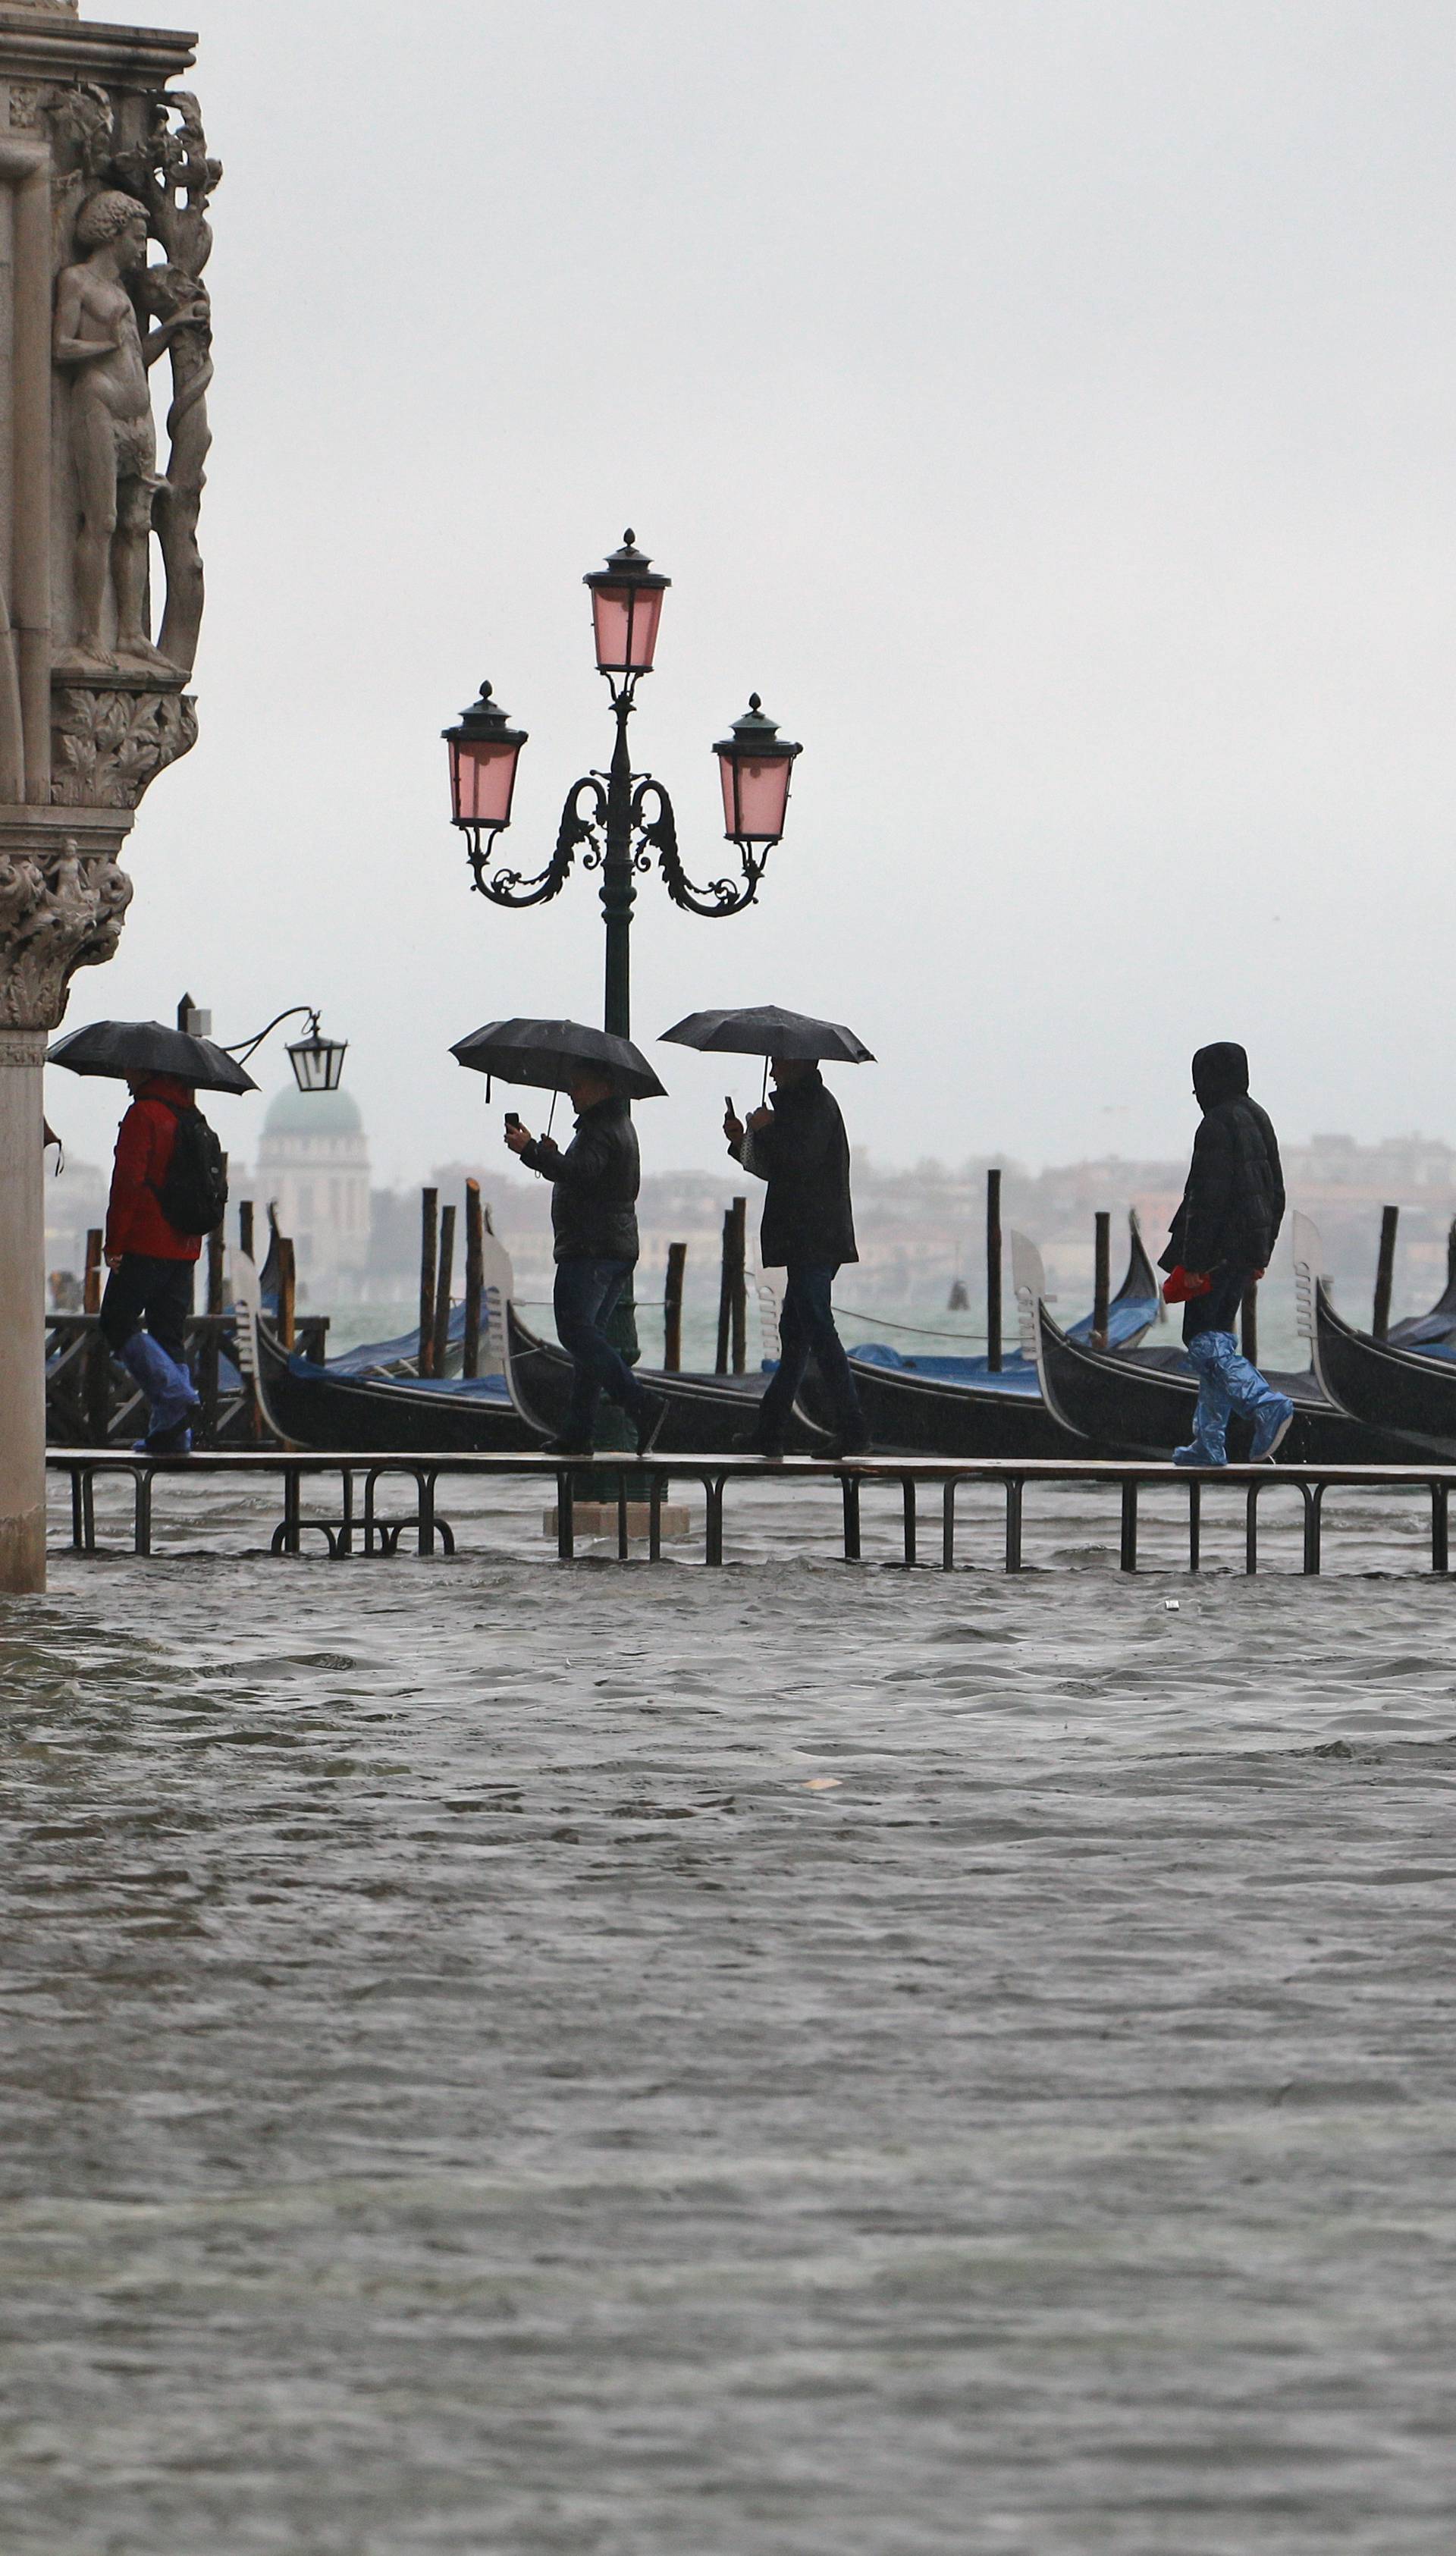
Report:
254,1085,370,1301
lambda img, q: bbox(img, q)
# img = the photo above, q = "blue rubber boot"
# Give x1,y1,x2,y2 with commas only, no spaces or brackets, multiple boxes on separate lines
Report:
1173,1331,1233,1467
1249,1394,1296,1462
120,1328,200,1447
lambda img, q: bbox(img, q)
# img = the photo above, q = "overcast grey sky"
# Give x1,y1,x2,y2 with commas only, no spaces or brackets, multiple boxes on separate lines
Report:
49,0,1456,1185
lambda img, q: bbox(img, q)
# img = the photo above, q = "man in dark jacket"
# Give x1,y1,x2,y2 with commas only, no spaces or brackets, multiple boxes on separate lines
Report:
1159,1041,1293,1466
507,1069,667,1457
102,1069,203,1454
725,1058,870,1458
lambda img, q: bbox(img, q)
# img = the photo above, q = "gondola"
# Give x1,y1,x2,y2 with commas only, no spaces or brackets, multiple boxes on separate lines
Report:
1386,1260,1456,1349
799,1214,1162,1458
234,1246,539,1453
1028,1217,1412,1462
1299,1214,1456,1454
503,1301,829,1455
249,1314,538,1452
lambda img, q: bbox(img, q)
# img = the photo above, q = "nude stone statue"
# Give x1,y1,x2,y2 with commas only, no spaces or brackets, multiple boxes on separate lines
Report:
52,188,205,672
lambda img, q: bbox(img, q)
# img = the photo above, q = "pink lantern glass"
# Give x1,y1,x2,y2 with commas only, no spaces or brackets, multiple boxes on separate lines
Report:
713,696,802,844
443,683,528,832
583,532,671,677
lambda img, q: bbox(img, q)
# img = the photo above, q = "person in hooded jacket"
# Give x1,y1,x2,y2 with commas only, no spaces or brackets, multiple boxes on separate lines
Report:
1159,1041,1294,1466
101,1070,203,1454
724,1057,870,1458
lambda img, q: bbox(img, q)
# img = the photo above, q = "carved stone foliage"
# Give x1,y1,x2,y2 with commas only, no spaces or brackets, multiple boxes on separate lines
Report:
51,681,197,809
0,838,133,1030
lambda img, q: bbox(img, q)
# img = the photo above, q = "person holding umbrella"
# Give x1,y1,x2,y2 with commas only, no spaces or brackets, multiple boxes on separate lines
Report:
452,1019,669,1459
664,1006,872,1459
49,1016,250,1455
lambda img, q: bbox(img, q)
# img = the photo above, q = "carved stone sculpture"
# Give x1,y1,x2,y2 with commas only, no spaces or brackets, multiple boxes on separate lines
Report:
0,835,133,1029
52,187,199,672
48,79,220,698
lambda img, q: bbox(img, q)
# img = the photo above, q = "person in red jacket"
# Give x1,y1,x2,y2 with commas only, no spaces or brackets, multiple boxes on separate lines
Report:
100,1072,202,1453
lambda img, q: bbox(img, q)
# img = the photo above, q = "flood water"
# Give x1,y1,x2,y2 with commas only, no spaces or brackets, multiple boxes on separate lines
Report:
3,1471,1455,2551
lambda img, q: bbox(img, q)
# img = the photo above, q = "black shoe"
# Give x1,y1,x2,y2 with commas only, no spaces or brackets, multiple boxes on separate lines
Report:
732,1428,786,1460
634,1391,669,1458
829,1428,872,1459
543,1435,594,1457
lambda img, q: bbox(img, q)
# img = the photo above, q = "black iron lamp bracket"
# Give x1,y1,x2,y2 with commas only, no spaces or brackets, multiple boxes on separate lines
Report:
463,776,608,907
224,1003,322,1062
633,776,768,917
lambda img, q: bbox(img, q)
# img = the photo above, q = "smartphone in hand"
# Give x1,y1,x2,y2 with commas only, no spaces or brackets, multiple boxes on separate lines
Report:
725,1094,736,1117
504,1110,521,1129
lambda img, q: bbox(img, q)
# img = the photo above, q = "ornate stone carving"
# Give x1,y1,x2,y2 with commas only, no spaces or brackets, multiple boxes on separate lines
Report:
8,84,42,130
52,188,187,674
0,836,133,1029
47,80,218,701
51,680,196,808
119,91,218,680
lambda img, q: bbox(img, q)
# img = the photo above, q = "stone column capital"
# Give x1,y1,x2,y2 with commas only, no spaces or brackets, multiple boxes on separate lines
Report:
0,826,133,1031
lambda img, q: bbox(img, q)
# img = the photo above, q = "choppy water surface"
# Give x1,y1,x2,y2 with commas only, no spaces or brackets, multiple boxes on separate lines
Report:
4,1473,1456,2553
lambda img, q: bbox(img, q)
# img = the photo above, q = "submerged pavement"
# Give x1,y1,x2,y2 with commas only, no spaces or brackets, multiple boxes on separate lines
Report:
2,1477,1454,2551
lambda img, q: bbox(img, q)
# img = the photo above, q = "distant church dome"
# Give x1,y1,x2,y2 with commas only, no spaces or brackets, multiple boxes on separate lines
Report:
254,1082,371,1299
260,1082,364,1140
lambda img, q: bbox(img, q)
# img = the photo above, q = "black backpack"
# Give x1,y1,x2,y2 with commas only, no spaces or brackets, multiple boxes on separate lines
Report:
155,1101,228,1236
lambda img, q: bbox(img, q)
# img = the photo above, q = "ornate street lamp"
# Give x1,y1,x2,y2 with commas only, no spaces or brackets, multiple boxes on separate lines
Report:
441,530,803,1038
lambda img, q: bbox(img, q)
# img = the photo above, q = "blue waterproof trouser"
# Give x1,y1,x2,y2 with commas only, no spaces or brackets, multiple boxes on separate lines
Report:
1179,1264,1284,1459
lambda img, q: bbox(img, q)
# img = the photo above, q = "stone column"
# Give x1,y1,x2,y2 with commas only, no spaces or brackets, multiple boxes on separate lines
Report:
0,5,218,1592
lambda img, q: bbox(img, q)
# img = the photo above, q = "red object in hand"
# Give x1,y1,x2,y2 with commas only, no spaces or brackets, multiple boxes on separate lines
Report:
1163,1264,1212,1303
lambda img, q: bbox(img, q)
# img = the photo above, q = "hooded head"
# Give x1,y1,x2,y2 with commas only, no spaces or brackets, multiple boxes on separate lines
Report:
1191,1042,1249,1110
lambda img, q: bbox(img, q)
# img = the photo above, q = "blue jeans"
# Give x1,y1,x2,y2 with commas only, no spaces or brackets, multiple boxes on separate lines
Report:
757,1264,866,1445
554,1257,647,1443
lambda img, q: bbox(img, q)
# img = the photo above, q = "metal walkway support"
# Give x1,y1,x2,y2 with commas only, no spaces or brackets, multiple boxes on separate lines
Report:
44,1448,1456,1578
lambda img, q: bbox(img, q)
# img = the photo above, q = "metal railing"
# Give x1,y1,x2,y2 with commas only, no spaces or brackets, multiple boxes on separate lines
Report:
45,1447,1456,1575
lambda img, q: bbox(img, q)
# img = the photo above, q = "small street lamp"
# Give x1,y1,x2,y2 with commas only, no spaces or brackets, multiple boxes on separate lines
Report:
218,1003,349,1093
441,529,802,1043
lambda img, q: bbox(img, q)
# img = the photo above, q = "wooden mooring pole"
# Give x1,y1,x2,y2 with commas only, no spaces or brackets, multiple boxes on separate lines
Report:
1240,1278,1259,1367
418,1188,438,1377
278,1238,297,1352
238,1198,254,1264
1373,1204,1398,1342
463,1181,484,1379
83,1228,108,1443
432,1203,457,1378
664,1242,686,1373
715,1210,733,1375
986,1167,1003,1372
201,1158,226,1440
730,1198,747,1375
1092,1211,1111,1346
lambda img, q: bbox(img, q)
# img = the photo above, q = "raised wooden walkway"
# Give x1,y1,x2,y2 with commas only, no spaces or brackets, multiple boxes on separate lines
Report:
44,1447,1456,1575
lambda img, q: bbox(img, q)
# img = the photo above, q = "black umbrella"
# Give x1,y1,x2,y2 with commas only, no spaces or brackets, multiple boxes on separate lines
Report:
47,1019,259,1094
450,1017,667,1100
659,1003,874,1063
